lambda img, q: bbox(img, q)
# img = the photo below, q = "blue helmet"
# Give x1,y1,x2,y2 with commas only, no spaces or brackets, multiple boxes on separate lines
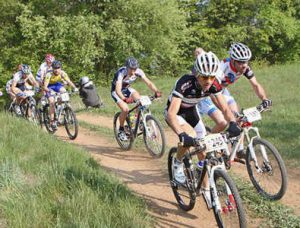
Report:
21,64,31,75
52,60,62,69
125,57,139,69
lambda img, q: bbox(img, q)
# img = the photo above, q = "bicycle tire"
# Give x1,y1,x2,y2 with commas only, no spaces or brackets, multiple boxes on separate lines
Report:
143,115,166,158
212,169,247,228
113,112,134,150
64,106,79,140
246,137,288,200
168,147,196,211
43,104,56,134
27,103,40,125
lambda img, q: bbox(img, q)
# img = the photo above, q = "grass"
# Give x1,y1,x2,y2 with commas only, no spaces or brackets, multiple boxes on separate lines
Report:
234,176,300,228
72,62,300,166
0,113,153,227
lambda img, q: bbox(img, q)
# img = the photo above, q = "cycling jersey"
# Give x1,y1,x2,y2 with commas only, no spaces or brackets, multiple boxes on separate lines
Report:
219,58,254,86
111,66,146,92
6,79,13,94
12,71,34,87
44,70,69,85
167,74,223,109
36,62,52,83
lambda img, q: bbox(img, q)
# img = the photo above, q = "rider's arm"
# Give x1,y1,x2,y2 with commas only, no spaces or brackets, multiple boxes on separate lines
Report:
11,81,18,94
214,93,236,122
141,76,159,93
28,74,39,87
249,76,268,100
166,97,184,135
43,76,50,92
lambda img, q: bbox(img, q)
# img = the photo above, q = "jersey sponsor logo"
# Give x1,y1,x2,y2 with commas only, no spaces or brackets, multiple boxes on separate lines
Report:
180,81,192,92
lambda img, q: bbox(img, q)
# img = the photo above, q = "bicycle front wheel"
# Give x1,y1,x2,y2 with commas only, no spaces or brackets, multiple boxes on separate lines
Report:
64,106,78,140
43,105,56,134
113,112,134,150
213,169,247,228
27,103,40,125
143,115,166,158
246,138,288,200
168,147,196,211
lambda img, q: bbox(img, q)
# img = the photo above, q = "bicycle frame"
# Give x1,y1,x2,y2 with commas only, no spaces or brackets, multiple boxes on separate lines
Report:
127,96,154,139
227,107,269,170
184,136,233,212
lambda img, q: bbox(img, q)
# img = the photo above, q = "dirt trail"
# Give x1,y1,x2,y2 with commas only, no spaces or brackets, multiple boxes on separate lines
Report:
76,112,300,216
56,127,219,227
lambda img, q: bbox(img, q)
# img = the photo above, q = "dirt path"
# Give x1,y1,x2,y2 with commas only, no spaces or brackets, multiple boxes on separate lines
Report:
76,112,300,216
56,127,220,227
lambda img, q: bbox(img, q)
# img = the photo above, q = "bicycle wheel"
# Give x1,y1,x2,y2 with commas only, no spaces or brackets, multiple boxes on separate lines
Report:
246,138,288,200
43,104,56,134
113,112,134,150
143,115,166,158
213,169,247,228
168,147,196,211
64,106,78,140
27,102,40,125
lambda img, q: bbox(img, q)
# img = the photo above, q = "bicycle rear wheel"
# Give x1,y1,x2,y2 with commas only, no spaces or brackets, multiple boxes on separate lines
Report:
246,138,288,200
213,169,246,228
143,115,166,158
113,112,134,150
64,106,78,140
168,147,196,211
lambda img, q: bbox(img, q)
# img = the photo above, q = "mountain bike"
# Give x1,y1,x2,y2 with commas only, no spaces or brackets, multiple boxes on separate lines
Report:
113,95,166,158
42,92,79,140
223,105,288,200
7,90,40,124
168,134,246,228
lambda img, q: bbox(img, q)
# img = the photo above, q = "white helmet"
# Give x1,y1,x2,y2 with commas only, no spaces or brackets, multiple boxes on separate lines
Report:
80,76,89,86
229,42,252,61
194,51,220,77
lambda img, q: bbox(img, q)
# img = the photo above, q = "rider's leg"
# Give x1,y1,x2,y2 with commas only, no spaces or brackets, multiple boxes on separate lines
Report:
48,96,55,122
117,101,129,128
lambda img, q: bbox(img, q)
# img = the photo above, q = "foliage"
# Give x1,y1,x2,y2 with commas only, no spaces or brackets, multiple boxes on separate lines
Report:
0,0,299,88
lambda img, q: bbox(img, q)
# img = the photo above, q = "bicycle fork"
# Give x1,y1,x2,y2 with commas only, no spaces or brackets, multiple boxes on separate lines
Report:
246,127,269,173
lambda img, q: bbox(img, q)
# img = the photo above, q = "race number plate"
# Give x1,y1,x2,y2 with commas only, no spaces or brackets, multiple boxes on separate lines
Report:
243,107,261,122
140,96,152,106
203,133,227,152
61,93,70,102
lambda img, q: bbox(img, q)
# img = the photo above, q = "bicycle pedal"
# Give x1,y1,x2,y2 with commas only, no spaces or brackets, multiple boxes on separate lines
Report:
233,158,246,164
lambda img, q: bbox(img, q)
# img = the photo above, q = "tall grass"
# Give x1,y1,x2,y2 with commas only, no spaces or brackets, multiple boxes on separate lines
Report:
72,62,300,164
0,113,153,227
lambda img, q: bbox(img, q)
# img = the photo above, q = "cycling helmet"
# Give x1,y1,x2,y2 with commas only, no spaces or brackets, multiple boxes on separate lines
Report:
45,54,55,63
80,76,89,86
229,42,252,61
21,64,32,75
194,51,220,77
52,60,62,69
125,57,139,69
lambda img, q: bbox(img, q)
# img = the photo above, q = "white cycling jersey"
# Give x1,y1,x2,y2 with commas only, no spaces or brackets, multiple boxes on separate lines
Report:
12,71,34,86
36,62,52,83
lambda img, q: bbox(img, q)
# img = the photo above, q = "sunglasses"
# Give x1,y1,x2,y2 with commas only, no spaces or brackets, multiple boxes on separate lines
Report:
197,74,216,80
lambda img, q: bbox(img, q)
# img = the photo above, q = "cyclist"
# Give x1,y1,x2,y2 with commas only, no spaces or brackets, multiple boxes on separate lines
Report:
198,43,272,156
43,60,78,129
111,57,161,141
11,64,39,108
36,53,55,86
165,51,241,205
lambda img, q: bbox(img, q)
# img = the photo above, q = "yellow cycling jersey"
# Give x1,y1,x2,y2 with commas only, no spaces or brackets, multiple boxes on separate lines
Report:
44,70,70,85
